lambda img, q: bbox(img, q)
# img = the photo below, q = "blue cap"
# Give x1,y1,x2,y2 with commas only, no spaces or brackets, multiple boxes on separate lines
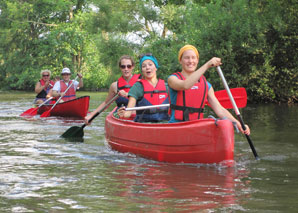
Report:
139,55,159,70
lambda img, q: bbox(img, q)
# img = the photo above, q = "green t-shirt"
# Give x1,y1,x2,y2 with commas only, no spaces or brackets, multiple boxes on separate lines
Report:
128,81,169,101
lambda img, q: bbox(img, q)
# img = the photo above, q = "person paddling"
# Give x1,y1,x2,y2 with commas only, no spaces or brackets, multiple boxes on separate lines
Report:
84,55,141,124
45,76,60,103
117,54,169,122
34,70,54,105
51,67,83,103
167,44,250,135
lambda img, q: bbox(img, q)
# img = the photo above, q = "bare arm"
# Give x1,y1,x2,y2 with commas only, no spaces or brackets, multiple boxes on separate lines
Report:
168,57,221,91
35,81,49,94
46,89,53,99
207,87,250,135
84,82,117,124
77,73,83,88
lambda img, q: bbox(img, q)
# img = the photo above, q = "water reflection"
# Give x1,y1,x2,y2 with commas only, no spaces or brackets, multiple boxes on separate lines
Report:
111,163,249,211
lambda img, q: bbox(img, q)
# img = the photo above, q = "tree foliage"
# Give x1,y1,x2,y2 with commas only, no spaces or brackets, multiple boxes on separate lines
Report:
0,0,296,103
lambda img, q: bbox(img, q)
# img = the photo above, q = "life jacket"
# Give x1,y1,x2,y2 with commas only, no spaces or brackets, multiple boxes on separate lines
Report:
60,80,76,101
36,79,54,99
170,72,208,121
116,74,141,107
135,79,169,122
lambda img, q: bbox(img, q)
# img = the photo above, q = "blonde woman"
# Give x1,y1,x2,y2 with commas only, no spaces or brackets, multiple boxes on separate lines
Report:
34,69,54,105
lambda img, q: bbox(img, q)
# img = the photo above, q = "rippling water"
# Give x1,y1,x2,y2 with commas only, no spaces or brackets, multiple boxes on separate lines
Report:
0,91,297,212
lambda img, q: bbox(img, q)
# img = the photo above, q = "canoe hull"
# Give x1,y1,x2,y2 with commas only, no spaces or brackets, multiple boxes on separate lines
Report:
105,111,234,164
38,96,90,118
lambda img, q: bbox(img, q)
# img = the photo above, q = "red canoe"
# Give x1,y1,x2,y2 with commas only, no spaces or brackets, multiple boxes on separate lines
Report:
105,109,235,164
38,96,90,118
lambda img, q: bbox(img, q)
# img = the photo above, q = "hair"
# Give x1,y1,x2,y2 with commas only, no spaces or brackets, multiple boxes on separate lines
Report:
40,69,51,76
118,55,135,67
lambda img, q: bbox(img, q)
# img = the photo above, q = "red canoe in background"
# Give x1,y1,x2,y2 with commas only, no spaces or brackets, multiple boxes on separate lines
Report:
105,109,235,165
37,96,90,119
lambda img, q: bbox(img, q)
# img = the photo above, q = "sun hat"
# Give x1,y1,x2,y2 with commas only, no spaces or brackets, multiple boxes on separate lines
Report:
61,67,71,74
139,55,159,70
178,45,199,61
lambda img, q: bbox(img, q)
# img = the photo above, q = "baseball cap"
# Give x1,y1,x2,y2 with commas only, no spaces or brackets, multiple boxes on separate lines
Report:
61,67,71,74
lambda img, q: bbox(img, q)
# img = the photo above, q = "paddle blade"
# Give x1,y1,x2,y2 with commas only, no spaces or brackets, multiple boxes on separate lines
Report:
206,87,247,109
216,87,247,108
61,126,84,139
20,108,38,117
40,110,51,118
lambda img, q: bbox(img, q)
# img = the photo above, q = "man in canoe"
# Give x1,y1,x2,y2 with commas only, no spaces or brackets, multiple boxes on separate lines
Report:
167,44,250,135
117,54,169,122
51,67,83,102
34,69,55,105
84,55,141,124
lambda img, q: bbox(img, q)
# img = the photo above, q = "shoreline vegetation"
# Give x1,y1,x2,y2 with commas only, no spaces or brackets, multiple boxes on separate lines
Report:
0,0,297,104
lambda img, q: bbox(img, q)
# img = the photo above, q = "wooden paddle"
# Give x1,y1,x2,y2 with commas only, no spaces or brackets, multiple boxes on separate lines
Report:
125,88,247,111
61,93,120,139
20,97,53,117
40,76,78,118
216,66,259,160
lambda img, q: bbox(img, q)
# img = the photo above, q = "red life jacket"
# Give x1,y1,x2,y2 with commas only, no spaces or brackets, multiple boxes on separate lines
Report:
139,79,168,105
116,74,141,107
135,79,169,122
36,79,54,98
117,74,141,93
170,72,208,121
60,80,76,101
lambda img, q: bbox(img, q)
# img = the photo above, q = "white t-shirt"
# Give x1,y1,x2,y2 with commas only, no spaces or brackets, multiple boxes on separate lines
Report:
52,80,79,92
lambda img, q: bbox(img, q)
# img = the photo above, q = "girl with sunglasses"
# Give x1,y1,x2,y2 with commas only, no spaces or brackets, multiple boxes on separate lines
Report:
85,55,141,124
34,69,54,105
117,54,169,122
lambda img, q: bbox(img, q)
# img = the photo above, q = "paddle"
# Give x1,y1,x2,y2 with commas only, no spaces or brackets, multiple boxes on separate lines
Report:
20,97,53,117
125,88,247,111
40,76,78,118
61,93,120,139
207,87,247,109
126,104,169,111
216,66,259,160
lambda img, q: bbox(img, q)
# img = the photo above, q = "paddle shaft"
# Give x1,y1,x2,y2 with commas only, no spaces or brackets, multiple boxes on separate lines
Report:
50,76,79,110
216,66,259,160
126,104,170,111
37,97,53,107
83,93,120,127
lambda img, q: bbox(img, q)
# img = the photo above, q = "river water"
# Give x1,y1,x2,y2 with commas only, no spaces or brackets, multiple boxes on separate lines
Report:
0,91,297,212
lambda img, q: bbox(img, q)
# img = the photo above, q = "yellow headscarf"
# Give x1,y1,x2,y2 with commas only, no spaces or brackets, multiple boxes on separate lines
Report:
178,45,199,61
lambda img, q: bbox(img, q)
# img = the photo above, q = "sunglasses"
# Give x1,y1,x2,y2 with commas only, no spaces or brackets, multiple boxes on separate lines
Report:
62,73,71,76
120,65,132,69
139,53,153,59
42,75,49,77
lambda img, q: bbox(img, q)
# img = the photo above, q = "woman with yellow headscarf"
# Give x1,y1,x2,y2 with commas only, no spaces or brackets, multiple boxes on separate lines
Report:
167,45,250,135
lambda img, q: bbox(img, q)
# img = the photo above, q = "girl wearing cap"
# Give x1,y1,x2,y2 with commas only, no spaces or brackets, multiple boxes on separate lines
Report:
167,45,250,135
118,54,169,122
34,69,54,105
52,67,83,102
